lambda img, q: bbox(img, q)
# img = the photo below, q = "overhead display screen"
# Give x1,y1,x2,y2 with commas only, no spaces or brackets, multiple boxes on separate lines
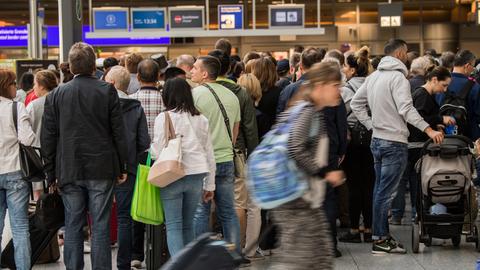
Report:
269,5,304,28
93,8,129,31
218,5,243,30
131,8,166,30
169,7,204,30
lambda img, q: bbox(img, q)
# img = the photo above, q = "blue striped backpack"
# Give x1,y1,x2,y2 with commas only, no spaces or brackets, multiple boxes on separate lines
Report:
247,102,309,209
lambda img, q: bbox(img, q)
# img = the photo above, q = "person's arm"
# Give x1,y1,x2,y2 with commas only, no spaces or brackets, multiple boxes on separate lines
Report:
232,122,240,145
40,93,57,182
136,107,150,155
241,91,259,155
392,75,429,132
108,85,128,175
350,81,373,130
232,97,241,145
472,86,480,130
150,113,166,160
202,120,216,192
17,102,36,146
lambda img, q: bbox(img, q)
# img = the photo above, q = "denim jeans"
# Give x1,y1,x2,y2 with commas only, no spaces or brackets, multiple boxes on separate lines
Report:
370,138,408,240
0,171,30,270
391,148,421,221
194,161,241,253
161,173,205,256
60,179,114,270
114,174,135,270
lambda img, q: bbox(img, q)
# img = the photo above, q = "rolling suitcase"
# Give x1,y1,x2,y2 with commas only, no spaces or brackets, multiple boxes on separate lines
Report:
161,233,242,270
146,224,170,270
0,213,60,269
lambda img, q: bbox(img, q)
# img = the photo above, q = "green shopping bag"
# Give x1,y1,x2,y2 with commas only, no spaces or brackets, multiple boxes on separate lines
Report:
131,153,164,225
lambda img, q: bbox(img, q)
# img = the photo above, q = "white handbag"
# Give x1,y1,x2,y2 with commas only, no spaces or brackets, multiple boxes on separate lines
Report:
148,112,185,187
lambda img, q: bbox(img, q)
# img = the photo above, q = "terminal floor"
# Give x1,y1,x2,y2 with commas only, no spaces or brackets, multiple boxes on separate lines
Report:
7,198,480,270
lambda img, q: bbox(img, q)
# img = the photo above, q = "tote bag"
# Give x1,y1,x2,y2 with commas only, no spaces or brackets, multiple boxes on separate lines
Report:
131,153,164,225
148,112,185,187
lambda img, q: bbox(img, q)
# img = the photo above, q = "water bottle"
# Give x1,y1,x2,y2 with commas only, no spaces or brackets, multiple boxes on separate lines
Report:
476,259,480,270
445,125,455,135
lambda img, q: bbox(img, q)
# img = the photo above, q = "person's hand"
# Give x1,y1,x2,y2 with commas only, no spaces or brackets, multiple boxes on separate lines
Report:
442,116,456,126
116,173,127,185
475,139,480,156
202,191,214,203
325,170,346,187
425,127,444,144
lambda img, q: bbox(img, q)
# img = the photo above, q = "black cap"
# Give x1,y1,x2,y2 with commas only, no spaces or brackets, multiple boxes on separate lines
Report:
150,53,169,73
276,59,290,73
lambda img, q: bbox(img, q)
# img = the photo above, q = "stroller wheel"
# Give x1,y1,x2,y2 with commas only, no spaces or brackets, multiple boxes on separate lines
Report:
412,223,420,253
451,235,461,247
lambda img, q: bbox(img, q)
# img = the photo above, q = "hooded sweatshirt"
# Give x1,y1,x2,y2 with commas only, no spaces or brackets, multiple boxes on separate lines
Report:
350,56,429,144
340,76,365,128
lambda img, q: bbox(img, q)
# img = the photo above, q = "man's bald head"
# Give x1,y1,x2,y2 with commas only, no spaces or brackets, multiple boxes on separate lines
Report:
137,59,160,83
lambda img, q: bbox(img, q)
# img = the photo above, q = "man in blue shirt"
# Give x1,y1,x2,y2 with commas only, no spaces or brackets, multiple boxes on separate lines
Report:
436,50,480,140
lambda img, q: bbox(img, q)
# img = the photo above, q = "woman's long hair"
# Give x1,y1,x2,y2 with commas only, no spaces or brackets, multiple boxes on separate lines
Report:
162,78,200,116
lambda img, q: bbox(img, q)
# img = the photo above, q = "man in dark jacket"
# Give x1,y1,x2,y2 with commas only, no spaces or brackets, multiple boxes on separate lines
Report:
277,47,325,114
208,49,261,260
41,42,128,270
105,66,150,270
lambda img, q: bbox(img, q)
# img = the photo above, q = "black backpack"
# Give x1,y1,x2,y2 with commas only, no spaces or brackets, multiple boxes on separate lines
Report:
345,83,372,146
439,80,475,137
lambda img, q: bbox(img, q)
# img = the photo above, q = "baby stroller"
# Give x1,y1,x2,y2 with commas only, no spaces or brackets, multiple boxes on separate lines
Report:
412,135,480,253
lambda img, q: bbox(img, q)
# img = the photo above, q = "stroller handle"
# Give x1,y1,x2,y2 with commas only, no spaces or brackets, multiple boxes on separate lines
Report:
422,134,474,149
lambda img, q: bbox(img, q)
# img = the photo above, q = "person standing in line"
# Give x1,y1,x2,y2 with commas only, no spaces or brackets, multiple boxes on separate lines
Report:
190,56,242,257
26,70,58,200
41,42,128,270
15,72,34,103
0,69,36,270
208,49,262,261
338,46,375,243
176,54,197,88
129,58,164,269
390,66,454,226
150,78,216,256
126,53,144,95
270,62,345,270
351,39,444,254
105,66,150,270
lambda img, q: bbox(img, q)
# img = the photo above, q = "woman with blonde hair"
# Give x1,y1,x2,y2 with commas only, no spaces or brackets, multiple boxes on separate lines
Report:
237,73,262,106
270,62,345,270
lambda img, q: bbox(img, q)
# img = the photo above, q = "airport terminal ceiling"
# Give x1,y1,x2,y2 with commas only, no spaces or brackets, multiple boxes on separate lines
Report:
0,0,475,27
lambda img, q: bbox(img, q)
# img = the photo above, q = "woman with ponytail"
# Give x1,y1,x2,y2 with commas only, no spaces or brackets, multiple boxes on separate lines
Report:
339,46,376,243
390,65,454,224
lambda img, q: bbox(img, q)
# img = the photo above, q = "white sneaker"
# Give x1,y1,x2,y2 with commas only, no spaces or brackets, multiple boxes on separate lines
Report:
246,248,265,261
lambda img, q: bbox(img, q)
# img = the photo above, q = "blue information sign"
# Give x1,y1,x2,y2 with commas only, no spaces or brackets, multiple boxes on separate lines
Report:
218,5,243,30
132,8,166,30
93,9,128,31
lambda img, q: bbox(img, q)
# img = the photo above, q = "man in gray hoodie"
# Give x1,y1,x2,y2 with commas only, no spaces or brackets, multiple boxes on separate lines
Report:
351,39,443,254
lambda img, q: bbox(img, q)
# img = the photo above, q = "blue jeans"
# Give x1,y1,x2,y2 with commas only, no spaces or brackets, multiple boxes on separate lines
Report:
194,161,241,253
391,148,421,220
60,180,114,270
114,174,135,270
0,171,30,270
370,138,408,240
161,173,205,256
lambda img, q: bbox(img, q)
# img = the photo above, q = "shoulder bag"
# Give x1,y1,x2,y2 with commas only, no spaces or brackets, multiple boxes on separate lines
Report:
148,112,185,187
12,102,45,182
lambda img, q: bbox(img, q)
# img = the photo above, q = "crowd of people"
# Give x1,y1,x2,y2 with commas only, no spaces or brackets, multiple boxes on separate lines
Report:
1,37,480,270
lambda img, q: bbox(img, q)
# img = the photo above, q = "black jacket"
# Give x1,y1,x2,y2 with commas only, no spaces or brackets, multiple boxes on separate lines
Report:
257,86,282,140
409,75,425,93
120,98,150,175
216,80,259,155
323,100,348,168
41,75,128,185
408,87,443,143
